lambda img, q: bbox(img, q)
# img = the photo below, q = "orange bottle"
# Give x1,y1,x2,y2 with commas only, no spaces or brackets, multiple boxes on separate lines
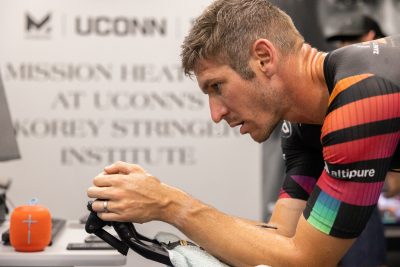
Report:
10,202,51,252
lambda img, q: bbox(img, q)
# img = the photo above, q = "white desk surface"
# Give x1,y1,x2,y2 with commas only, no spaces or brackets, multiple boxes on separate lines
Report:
0,220,127,267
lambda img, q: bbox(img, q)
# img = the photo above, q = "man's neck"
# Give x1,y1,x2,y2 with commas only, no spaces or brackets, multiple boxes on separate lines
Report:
302,43,326,86
284,43,329,124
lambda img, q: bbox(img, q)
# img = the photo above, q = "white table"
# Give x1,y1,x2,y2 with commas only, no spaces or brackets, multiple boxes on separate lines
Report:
0,220,127,267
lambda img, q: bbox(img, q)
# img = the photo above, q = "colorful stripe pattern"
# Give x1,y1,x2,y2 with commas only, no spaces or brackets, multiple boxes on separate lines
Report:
304,74,400,238
279,175,317,199
306,188,340,235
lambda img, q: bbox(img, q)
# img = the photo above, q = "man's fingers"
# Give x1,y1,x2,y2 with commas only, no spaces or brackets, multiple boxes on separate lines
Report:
90,199,114,213
87,186,114,199
90,200,129,222
97,212,125,222
104,161,145,175
93,174,114,187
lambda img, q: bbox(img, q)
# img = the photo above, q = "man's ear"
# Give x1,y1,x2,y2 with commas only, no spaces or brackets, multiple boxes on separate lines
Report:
251,39,277,77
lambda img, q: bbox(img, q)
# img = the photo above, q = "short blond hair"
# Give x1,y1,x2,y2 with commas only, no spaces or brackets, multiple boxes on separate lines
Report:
181,0,304,79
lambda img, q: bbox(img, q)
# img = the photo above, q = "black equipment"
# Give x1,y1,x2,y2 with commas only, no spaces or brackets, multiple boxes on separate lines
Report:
85,201,172,266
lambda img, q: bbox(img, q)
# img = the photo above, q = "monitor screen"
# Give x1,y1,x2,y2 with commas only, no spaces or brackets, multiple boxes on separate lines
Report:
0,72,20,161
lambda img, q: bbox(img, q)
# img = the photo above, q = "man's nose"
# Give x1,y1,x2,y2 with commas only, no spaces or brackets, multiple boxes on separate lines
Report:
209,96,228,123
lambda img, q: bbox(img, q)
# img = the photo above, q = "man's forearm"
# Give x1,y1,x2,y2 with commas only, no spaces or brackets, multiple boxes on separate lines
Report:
161,184,353,267
161,186,301,267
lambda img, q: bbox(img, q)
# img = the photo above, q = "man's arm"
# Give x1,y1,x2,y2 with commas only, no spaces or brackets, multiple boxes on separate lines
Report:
270,122,323,238
170,195,354,267
268,198,306,237
87,161,353,267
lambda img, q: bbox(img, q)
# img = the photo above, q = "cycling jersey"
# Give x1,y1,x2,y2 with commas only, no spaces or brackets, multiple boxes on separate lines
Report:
280,35,400,238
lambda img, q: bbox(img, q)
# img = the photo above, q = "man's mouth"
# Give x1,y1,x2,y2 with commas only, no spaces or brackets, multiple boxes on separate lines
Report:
229,121,244,128
239,122,247,134
229,121,247,134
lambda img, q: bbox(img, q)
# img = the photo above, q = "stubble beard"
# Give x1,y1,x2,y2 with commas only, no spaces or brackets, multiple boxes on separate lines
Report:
254,82,286,143
253,115,281,143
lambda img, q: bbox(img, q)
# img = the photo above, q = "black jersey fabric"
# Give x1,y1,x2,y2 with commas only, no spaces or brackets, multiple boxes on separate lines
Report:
279,35,400,238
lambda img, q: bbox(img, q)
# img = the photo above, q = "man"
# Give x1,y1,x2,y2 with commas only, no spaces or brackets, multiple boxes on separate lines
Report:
324,13,400,200
278,120,389,267
87,0,400,266
274,14,391,267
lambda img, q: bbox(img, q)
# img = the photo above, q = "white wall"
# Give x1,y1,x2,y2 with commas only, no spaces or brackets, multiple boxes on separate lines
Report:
0,0,262,266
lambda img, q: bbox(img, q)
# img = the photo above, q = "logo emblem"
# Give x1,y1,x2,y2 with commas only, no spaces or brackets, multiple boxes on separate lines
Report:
25,13,52,39
22,214,37,244
281,120,292,138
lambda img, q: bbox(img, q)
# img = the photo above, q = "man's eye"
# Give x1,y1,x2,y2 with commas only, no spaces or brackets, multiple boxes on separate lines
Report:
211,83,221,94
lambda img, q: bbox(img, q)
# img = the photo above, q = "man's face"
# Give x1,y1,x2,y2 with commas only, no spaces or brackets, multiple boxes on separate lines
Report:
194,59,285,143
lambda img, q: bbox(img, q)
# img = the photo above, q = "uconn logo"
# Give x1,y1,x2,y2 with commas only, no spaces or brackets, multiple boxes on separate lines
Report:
24,13,168,38
75,16,167,37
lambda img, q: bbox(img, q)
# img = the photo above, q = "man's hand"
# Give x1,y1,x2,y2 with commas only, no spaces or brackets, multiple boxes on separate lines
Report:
103,161,149,176
87,161,174,223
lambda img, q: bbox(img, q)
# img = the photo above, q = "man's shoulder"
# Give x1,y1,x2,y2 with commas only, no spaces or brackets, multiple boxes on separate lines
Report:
324,35,400,91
